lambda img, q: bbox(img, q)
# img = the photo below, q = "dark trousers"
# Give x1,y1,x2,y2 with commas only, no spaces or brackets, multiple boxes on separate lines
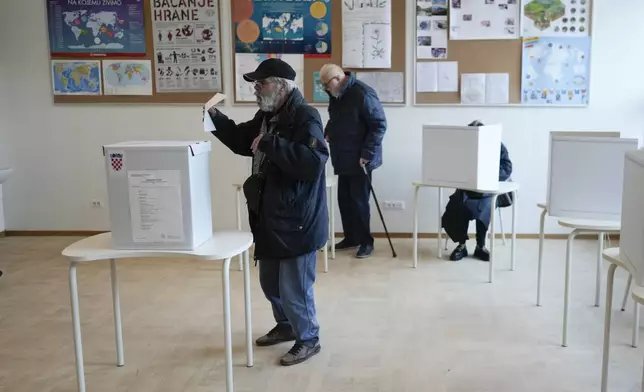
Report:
442,202,489,247
337,172,374,246
258,251,320,347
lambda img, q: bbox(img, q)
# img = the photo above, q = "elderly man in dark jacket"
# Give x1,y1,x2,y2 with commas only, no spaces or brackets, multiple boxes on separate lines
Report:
320,64,387,259
441,121,513,262
205,59,328,366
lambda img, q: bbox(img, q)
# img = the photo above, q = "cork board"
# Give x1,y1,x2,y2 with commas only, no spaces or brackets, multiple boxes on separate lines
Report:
231,0,407,105
52,0,224,104
415,1,594,106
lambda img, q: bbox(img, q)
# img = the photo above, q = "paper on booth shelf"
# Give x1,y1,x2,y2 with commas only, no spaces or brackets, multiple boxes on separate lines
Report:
128,170,185,243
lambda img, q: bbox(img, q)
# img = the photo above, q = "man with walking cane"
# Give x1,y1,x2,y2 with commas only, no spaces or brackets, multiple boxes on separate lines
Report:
319,63,387,259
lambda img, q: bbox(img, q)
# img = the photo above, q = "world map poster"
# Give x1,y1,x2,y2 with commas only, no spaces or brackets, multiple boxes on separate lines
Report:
521,36,591,106
234,0,331,57
47,0,146,57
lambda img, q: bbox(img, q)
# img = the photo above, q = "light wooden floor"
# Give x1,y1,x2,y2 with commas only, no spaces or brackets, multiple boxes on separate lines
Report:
1,236,643,391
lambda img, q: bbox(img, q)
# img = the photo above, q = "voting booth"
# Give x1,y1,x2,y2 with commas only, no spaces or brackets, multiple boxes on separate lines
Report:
546,131,639,221
620,149,644,285
103,141,213,250
422,124,502,190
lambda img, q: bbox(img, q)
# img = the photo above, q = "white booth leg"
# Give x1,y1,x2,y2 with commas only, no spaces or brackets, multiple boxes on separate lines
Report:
412,185,419,268
563,229,579,347
69,262,86,392
633,301,640,349
437,187,443,259
601,263,618,392
236,188,243,271
242,250,254,366
623,275,632,311
221,257,234,392
537,207,547,306
595,232,605,307
110,259,124,367
510,190,517,271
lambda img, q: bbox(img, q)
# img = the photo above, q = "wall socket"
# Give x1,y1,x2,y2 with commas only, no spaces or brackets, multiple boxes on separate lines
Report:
91,200,103,208
382,201,405,210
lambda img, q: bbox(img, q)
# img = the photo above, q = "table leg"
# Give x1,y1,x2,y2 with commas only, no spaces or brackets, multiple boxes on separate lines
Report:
601,263,617,392
236,188,243,272
331,183,335,260
563,229,579,347
622,275,632,311
510,190,517,271
489,195,498,284
595,232,605,307
323,239,329,273
632,300,640,348
69,262,86,392
110,259,124,367
537,207,547,307
412,185,419,269
242,250,254,366
437,187,443,259
221,257,233,392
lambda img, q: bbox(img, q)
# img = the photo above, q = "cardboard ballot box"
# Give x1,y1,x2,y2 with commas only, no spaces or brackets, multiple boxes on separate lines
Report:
422,124,502,191
103,141,213,250
620,149,644,285
546,131,639,221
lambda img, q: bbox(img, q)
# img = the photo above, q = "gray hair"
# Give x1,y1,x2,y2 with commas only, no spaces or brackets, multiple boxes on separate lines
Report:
266,77,297,93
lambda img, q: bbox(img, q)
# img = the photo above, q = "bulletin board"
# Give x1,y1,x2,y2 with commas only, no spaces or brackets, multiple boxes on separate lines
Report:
230,0,407,105
414,0,593,106
49,0,224,104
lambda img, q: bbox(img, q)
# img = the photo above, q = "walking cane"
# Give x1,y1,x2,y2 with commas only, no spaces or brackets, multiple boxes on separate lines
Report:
362,165,397,258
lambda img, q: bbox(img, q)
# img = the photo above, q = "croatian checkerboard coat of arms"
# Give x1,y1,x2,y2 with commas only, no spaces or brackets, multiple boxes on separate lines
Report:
110,153,124,172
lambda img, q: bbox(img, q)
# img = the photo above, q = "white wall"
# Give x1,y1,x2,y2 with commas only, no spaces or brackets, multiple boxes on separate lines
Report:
1,1,643,235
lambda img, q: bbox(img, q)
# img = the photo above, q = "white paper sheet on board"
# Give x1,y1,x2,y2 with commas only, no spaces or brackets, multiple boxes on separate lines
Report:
128,170,185,243
416,62,438,92
437,61,458,92
342,0,392,68
485,73,510,104
461,73,487,104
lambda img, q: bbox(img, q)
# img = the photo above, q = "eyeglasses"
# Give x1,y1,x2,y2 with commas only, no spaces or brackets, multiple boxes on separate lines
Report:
321,76,339,89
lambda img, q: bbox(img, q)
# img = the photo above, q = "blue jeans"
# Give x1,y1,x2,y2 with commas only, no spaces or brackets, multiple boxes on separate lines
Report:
259,251,320,347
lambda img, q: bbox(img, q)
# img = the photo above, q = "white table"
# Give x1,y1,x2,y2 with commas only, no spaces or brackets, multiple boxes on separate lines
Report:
412,181,520,283
601,247,643,392
234,176,336,273
62,231,254,392
558,218,620,347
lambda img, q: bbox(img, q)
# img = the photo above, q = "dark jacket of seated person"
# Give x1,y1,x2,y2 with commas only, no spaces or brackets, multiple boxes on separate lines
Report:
441,123,513,261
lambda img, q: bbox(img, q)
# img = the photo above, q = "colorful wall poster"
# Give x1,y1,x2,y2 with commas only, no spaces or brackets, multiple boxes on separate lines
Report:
522,0,590,37
235,54,304,102
151,0,223,93
51,60,102,95
521,36,591,105
342,0,391,68
234,0,331,57
102,60,153,95
450,0,520,40
313,71,329,102
46,0,146,57
416,1,448,59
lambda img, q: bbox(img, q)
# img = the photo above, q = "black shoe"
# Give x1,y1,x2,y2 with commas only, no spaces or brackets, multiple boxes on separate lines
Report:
255,324,296,347
450,244,468,261
279,342,321,366
356,244,373,259
474,246,490,262
335,239,360,251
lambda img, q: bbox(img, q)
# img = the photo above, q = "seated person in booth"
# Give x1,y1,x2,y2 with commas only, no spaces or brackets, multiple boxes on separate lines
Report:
204,59,328,366
319,63,387,259
441,120,513,262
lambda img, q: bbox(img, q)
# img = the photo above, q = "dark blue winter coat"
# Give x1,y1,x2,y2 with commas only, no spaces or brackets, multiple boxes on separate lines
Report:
324,72,387,175
207,89,329,260
444,143,513,229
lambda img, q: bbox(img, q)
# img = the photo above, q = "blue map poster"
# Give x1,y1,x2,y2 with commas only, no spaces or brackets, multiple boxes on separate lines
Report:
234,0,331,57
47,0,146,57
51,60,102,95
521,36,591,106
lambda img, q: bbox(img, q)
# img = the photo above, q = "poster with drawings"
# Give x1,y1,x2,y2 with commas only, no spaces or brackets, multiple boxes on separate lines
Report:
416,0,448,59
522,0,590,37
450,0,520,40
151,0,222,92
342,0,392,68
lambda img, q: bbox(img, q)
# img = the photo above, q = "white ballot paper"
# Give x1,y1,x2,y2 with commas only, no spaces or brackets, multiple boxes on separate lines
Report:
203,93,225,133
128,170,185,243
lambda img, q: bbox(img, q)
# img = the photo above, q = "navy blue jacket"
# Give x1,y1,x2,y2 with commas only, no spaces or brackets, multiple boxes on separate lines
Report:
444,143,513,230
324,72,387,175
207,90,329,260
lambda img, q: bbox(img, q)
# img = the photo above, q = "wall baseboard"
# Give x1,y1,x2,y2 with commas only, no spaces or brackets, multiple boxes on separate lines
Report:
3,230,618,241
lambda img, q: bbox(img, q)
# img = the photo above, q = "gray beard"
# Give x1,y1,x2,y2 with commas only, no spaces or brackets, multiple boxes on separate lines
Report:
257,92,281,112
